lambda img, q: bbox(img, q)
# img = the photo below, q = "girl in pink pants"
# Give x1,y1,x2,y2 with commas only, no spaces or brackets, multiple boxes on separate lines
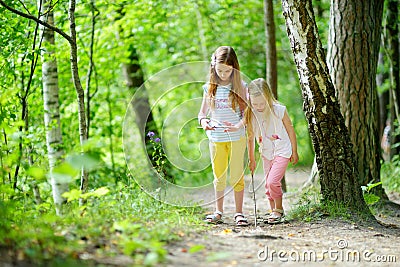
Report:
246,78,299,224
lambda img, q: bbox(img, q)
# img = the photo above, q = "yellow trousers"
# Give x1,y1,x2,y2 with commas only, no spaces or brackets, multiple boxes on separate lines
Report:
209,136,246,192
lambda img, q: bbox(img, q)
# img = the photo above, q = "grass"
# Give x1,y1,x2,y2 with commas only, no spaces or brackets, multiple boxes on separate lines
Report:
0,182,207,266
286,188,374,223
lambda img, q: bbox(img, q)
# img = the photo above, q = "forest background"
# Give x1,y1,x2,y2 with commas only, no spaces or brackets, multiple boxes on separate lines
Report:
0,0,399,266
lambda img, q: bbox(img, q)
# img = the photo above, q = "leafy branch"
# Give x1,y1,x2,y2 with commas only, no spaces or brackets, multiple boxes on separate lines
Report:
0,0,73,44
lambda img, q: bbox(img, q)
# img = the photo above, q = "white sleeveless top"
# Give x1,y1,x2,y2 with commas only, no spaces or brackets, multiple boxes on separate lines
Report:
252,103,292,160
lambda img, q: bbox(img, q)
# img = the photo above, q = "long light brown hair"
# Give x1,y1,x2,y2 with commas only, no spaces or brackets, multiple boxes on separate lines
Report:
207,46,246,112
244,78,278,138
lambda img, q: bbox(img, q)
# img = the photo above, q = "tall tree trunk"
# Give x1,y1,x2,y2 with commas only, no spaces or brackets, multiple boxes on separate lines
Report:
263,0,278,97
327,0,384,191
377,50,390,137
106,85,117,184
68,0,89,195
387,0,400,157
121,44,175,183
281,0,370,214
264,0,287,192
85,0,99,139
122,44,157,144
38,0,67,215
194,2,208,61
1,0,89,204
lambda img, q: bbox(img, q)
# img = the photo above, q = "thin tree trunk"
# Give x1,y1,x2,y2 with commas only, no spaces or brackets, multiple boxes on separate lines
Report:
2,0,90,207
68,0,89,195
327,0,384,189
194,2,208,61
1,130,12,184
281,0,370,214
263,0,278,97
85,0,99,138
387,0,400,156
377,50,390,137
106,85,117,184
264,0,287,192
38,0,67,215
121,44,175,183
25,18,43,204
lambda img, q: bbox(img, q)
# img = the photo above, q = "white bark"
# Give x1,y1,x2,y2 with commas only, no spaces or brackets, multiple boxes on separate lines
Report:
38,0,68,215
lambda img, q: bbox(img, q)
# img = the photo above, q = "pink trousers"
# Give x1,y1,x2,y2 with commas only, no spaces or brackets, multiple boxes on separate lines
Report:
262,156,290,200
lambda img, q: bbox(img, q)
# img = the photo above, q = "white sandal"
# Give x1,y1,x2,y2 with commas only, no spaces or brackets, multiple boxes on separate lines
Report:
234,213,249,226
266,208,285,224
205,210,223,224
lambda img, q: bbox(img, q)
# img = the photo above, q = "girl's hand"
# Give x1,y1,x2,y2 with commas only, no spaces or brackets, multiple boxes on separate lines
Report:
290,151,299,165
201,119,214,130
248,159,256,173
222,121,240,132
268,134,281,141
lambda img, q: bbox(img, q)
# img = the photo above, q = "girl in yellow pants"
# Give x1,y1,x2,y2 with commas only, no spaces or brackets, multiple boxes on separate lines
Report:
198,46,249,226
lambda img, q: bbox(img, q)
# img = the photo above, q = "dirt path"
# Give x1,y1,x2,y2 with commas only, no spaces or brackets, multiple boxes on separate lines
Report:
164,168,400,267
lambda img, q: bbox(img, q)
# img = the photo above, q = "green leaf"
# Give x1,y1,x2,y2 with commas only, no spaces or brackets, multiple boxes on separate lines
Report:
52,162,78,183
363,193,380,205
27,167,46,181
62,189,82,202
90,187,110,198
189,244,205,253
112,220,141,234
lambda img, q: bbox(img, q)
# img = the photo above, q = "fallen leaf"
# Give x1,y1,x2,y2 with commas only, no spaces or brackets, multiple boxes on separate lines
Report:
178,231,185,237
222,229,232,234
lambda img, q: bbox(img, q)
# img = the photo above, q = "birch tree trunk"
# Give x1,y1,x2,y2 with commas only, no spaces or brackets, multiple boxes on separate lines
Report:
38,0,67,215
281,0,370,213
1,0,90,207
327,0,384,188
68,0,89,194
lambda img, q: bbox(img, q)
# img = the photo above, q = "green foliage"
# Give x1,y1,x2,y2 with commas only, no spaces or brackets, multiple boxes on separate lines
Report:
361,181,383,205
0,182,205,266
146,131,168,180
288,190,356,222
6,0,393,264
381,154,400,193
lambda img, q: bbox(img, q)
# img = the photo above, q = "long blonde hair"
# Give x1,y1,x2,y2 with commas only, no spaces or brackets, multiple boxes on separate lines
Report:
245,78,278,138
207,46,246,112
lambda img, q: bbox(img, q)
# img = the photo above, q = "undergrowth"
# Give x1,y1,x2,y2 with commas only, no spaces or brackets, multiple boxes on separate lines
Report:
0,182,206,266
381,155,400,194
287,189,372,223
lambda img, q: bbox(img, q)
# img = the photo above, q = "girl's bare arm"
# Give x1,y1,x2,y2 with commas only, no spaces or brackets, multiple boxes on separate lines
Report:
198,93,214,130
282,110,299,165
247,127,257,173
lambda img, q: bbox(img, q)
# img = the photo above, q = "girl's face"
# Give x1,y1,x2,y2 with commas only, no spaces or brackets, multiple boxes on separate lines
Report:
215,63,233,83
250,95,267,112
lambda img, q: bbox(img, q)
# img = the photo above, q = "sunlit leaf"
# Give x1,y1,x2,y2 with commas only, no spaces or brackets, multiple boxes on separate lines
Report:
27,167,46,181
189,244,205,253
62,189,82,202
90,187,110,197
